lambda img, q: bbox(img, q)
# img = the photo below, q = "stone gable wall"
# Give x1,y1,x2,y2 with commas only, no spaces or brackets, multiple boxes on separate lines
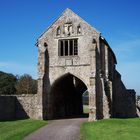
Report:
36,9,138,120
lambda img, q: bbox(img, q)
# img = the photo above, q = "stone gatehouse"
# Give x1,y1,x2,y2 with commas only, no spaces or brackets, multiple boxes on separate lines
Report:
0,8,139,121
35,8,138,121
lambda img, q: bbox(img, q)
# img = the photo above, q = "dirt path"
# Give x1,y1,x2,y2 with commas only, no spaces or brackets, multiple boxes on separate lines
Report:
24,118,87,140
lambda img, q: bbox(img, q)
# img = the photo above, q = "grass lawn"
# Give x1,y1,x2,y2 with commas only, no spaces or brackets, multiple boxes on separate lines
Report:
80,118,140,140
83,105,89,114
0,119,47,140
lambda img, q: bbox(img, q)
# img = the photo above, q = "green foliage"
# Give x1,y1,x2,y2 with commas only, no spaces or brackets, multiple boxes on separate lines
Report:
16,74,37,94
0,71,17,95
0,71,37,95
80,118,140,140
0,119,47,140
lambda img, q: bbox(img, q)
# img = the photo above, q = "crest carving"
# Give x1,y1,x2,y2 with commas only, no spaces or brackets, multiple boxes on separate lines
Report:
64,22,73,36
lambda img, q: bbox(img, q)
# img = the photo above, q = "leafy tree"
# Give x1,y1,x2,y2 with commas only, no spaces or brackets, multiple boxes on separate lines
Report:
16,74,37,94
0,71,17,95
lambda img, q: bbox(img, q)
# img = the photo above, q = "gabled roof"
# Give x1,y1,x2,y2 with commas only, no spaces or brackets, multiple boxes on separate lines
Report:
38,8,100,40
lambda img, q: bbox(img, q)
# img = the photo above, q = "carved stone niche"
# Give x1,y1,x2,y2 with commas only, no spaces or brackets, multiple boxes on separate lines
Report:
63,22,73,36
56,26,61,36
77,24,81,34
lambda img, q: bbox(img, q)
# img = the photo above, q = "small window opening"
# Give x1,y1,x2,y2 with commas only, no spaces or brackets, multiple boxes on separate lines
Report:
59,39,78,56
70,40,73,55
77,25,81,34
65,40,68,56
44,42,48,47
74,40,78,55
60,41,63,56
57,26,61,36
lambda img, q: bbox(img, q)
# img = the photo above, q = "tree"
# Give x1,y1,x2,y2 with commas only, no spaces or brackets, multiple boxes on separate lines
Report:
16,74,37,94
0,71,17,95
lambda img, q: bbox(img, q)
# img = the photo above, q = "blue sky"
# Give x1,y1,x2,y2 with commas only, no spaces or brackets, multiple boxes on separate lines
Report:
0,0,140,94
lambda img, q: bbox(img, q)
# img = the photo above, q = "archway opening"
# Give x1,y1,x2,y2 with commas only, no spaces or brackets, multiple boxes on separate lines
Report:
82,90,89,115
50,73,88,119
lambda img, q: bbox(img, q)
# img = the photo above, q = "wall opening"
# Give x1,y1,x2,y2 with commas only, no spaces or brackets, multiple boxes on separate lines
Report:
82,90,89,114
50,73,88,119
58,39,78,56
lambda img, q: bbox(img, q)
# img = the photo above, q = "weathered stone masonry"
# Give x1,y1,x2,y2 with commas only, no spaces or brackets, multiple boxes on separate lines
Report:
0,8,139,121
0,94,38,120
36,8,139,121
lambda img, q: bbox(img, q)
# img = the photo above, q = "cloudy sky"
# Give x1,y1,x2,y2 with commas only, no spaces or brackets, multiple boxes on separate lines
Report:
0,0,140,94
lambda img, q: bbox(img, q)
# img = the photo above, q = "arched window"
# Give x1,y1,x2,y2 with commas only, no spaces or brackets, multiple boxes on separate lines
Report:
56,26,61,36
44,42,48,47
77,24,81,34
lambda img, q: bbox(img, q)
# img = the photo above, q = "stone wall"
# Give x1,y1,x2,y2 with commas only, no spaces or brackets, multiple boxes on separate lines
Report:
0,96,16,120
124,90,137,117
0,94,38,120
36,8,100,120
36,8,138,121
16,94,38,119
0,9,138,121
112,70,137,118
136,96,140,116
137,96,140,109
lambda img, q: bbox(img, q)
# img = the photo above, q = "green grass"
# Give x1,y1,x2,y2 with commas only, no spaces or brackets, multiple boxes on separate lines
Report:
80,118,140,140
0,119,47,140
83,105,89,114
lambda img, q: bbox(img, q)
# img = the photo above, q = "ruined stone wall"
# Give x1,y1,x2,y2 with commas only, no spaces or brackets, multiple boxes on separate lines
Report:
124,90,137,117
16,94,38,119
96,41,114,119
0,96,16,120
137,96,140,109
136,96,140,116
98,39,137,119
112,71,137,118
36,8,138,121
0,9,137,121
38,8,100,86
37,9,101,120
0,94,38,120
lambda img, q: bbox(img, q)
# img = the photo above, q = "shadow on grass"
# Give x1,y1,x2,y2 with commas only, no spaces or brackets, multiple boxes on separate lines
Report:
0,118,30,122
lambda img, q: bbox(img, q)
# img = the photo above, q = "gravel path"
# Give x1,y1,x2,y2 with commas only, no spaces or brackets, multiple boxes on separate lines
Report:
24,118,87,140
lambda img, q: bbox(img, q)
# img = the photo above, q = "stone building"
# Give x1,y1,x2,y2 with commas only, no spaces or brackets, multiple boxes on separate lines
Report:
0,8,138,121
36,8,138,121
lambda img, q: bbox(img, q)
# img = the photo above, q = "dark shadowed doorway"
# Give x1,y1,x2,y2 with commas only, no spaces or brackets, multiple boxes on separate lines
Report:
50,73,88,119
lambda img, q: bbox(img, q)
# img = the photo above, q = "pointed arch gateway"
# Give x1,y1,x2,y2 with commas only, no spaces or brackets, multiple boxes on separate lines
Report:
36,9,118,121
35,8,137,122
49,73,88,119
